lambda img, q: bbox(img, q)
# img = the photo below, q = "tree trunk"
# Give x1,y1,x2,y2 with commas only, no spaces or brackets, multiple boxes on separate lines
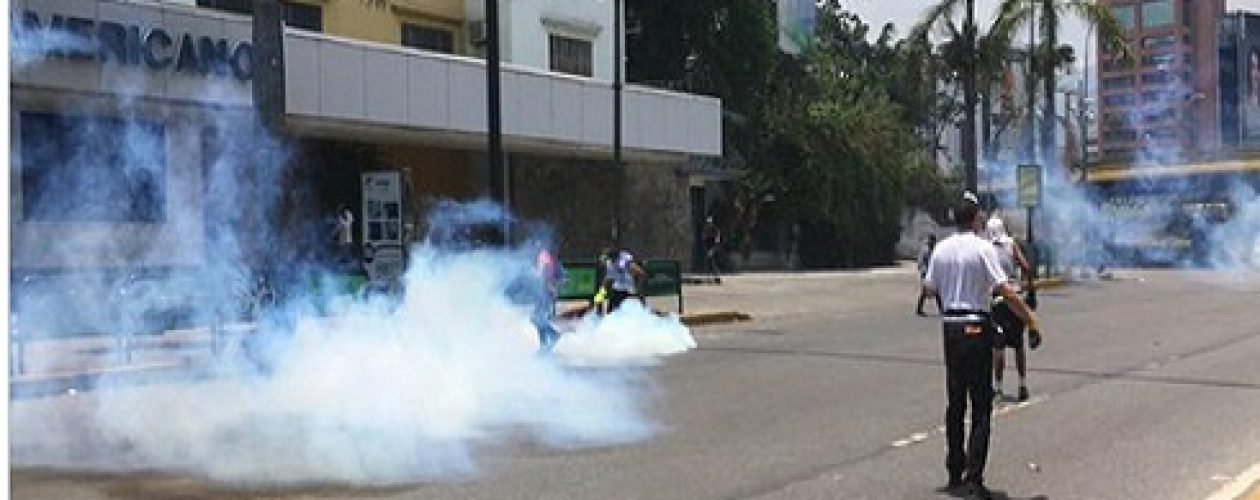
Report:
1040,0,1058,172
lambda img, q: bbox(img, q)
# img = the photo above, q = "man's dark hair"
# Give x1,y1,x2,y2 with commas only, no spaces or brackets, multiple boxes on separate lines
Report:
953,197,981,228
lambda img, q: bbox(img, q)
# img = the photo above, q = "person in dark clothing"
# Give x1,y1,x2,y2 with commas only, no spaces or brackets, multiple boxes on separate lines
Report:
922,193,1043,499
701,217,723,284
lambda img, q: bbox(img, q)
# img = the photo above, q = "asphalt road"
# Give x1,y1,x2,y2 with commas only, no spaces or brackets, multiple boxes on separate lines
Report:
11,269,1260,500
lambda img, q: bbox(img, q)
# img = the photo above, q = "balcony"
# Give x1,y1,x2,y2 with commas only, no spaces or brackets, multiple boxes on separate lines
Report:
282,29,722,159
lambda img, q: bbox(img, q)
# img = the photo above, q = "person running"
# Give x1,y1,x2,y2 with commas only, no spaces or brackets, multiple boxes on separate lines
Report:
987,216,1034,402
916,234,942,316
923,192,1043,498
602,247,645,314
532,245,564,353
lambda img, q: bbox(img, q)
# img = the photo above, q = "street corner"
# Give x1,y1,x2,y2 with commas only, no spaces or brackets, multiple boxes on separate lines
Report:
681,311,753,327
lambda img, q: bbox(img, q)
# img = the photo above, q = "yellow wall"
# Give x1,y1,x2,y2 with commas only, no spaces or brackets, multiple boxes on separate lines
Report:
295,0,465,48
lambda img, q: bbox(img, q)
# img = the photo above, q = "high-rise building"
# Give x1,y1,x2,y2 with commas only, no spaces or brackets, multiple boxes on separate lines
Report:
1097,0,1224,163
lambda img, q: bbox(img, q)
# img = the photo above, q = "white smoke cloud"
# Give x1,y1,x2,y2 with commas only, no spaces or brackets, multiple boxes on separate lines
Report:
10,10,696,487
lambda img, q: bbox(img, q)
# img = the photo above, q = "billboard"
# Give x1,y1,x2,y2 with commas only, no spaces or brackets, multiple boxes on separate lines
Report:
1239,13,1260,144
777,0,816,55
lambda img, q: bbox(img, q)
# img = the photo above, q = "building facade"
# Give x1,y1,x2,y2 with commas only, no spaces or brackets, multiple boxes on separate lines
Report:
11,0,722,280
1097,0,1224,163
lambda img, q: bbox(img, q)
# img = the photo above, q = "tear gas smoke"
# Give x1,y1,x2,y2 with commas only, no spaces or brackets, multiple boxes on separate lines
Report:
9,12,695,486
980,65,1260,273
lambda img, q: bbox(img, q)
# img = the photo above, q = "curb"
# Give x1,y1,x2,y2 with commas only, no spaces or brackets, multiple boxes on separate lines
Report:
1034,277,1068,289
681,311,752,327
10,359,201,399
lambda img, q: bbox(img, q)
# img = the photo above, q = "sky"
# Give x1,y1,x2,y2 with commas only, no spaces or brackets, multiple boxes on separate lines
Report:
843,0,1260,61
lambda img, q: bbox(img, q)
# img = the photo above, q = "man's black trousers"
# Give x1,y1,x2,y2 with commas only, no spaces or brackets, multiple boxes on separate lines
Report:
942,313,995,485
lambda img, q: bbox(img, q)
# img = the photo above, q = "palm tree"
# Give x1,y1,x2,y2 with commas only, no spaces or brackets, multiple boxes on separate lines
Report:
911,0,979,193
993,0,1131,172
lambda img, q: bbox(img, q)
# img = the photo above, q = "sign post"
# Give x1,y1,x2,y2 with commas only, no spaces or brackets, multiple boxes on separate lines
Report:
1017,164,1042,307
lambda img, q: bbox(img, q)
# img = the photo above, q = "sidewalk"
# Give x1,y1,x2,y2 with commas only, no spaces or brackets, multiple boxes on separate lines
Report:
670,263,1071,326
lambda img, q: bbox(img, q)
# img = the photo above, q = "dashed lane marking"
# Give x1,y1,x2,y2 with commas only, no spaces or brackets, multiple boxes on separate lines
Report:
1205,461,1260,500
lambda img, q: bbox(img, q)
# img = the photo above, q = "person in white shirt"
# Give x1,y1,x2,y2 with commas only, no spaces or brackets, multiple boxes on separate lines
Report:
986,216,1034,402
923,193,1043,497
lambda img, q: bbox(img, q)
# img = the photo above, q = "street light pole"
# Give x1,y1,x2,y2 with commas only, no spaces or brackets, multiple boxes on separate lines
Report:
485,0,504,206
612,0,624,248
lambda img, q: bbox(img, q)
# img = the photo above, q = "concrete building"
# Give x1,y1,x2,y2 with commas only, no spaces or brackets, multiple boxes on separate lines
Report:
1097,0,1223,163
10,0,722,286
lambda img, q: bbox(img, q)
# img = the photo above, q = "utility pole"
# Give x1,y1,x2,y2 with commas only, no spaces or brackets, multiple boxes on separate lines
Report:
485,0,504,206
612,0,624,247
963,0,979,193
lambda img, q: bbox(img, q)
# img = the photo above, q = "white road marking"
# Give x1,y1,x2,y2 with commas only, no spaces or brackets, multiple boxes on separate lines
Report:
1205,462,1260,500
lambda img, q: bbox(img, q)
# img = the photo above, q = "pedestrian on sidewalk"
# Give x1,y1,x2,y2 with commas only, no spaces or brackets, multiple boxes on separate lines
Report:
916,234,942,316
986,216,1034,402
701,216,723,284
922,192,1043,498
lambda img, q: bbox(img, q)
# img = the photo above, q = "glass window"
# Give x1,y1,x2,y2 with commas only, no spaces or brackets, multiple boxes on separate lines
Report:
1104,94,1138,106
1142,72,1175,85
1145,128,1179,140
1104,128,1139,142
402,24,455,53
1111,4,1137,31
197,0,322,32
1142,54,1178,67
1142,0,1174,29
282,2,322,32
1142,35,1177,51
1143,108,1177,123
549,35,593,77
197,0,251,15
1104,75,1137,90
19,112,166,222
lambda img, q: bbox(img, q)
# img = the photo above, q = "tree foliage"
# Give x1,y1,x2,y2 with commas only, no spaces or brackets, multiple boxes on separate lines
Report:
627,0,952,268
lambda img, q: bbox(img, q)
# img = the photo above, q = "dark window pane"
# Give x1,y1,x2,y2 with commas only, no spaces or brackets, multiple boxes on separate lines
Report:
402,24,455,53
1104,75,1137,90
1142,72,1175,84
1104,94,1138,106
1142,54,1178,67
196,0,251,15
549,35,593,77
19,112,166,222
282,2,322,32
1142,35,1177,50
197,0,321,32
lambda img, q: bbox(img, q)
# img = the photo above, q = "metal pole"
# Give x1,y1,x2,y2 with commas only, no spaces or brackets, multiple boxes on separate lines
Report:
1026,204,1038,305
1082,25,1093,183
486,0,504,204
963,0,979,193
1027,0,1037,161
613,0,624,247
1025,0,1039,296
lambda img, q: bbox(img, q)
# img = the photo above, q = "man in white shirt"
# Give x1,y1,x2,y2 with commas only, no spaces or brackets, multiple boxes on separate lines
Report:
923,193,1043,498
